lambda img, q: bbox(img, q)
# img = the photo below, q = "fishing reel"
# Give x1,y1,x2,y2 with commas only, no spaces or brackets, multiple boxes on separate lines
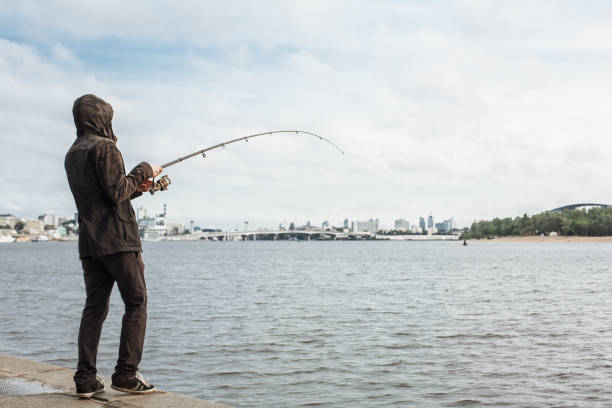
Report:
149,175,171,195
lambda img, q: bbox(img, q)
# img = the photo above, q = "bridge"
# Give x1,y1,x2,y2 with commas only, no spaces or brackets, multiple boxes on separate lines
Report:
182,229,376,241
550,203,611,213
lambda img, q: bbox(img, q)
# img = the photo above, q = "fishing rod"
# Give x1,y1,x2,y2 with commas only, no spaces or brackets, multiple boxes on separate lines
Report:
150,130,344,194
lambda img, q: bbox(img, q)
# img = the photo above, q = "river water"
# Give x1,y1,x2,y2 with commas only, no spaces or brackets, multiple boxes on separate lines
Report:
1,241,612,407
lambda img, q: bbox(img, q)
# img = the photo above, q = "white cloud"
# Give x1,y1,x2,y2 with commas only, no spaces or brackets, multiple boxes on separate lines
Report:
2,1,612,228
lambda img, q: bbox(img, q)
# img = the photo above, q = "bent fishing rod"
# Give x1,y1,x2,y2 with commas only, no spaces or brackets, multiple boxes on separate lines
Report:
150,130,344,194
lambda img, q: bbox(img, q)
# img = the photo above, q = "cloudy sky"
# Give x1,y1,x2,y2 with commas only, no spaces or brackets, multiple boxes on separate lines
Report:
2,1,612,230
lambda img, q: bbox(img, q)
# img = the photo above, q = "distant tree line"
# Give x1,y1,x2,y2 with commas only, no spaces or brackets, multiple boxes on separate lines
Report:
461,207,612,239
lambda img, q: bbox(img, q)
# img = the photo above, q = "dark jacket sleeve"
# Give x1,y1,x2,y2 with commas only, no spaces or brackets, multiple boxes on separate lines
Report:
130,191,143,200
94,141,154,204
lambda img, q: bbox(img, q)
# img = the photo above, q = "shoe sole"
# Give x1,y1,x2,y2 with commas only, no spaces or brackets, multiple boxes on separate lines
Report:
111,384,157,394
75,388,104,398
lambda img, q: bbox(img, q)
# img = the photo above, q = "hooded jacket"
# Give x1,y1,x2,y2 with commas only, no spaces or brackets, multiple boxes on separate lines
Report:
65,94,153,258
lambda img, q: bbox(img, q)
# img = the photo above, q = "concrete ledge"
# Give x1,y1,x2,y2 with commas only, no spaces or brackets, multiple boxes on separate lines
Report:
0,355,62,376
0,394,101,407
0,354,231,407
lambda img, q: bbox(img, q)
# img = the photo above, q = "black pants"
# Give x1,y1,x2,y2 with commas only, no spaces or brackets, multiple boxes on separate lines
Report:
74,251,147,387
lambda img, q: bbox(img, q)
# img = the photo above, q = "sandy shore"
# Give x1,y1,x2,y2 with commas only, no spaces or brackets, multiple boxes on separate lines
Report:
471,235,612,243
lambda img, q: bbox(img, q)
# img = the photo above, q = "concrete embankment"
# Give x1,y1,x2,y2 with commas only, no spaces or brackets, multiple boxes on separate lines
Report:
0,354,230,408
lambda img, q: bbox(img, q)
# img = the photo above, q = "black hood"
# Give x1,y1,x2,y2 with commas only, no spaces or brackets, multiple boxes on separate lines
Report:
72,94,117,141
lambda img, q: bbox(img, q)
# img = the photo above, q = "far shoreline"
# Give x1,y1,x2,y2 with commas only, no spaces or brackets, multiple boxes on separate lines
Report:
470,235,612,243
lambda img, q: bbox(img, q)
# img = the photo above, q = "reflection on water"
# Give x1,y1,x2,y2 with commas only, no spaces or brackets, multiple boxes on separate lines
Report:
2,241,612,407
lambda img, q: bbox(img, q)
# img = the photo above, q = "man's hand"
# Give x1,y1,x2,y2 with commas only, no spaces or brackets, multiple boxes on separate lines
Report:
138,164,162,193
151,164,163,178
137,179,153,193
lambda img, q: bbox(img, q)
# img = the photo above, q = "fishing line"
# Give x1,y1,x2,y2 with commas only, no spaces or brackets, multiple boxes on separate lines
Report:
150,130,344,194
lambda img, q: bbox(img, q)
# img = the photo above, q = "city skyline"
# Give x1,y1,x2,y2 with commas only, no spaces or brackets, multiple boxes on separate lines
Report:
0,206,460,234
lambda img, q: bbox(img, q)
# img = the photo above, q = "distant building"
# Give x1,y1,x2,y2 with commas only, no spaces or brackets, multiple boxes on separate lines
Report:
138,205,168,240
435,218,455,232
38,213,58,227
394,218,410,230
427,214,434,229
58,217,77,235
351,218,379,233
136,206,147,221
166,222,184,236
343,218,349,229
0,228,16,237
0,214,16,227
47,226,67,238
436,218,455,232
419,217,425,230
322,221,330,229
25,220,44,235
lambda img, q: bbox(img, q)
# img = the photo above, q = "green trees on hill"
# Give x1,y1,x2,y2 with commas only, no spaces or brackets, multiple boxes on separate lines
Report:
461,207,612,239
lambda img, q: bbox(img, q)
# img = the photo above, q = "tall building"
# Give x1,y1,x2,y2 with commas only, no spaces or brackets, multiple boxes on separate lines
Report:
38,213,58,227
351,218,379,233
435,218,455,232
343,218,349,229
419,217,425,230
394,218,410,230
448,217,454,231
427,214,434,229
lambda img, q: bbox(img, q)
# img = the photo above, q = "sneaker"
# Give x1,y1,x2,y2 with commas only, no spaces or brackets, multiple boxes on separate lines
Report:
111,371,156,394
75,376,105,398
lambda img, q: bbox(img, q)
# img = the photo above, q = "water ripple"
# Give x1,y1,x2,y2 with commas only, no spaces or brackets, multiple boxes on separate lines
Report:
2,241,612,407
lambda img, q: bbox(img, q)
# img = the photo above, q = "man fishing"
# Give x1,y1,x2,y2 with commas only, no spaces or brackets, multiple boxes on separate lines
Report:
65,94,162,397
